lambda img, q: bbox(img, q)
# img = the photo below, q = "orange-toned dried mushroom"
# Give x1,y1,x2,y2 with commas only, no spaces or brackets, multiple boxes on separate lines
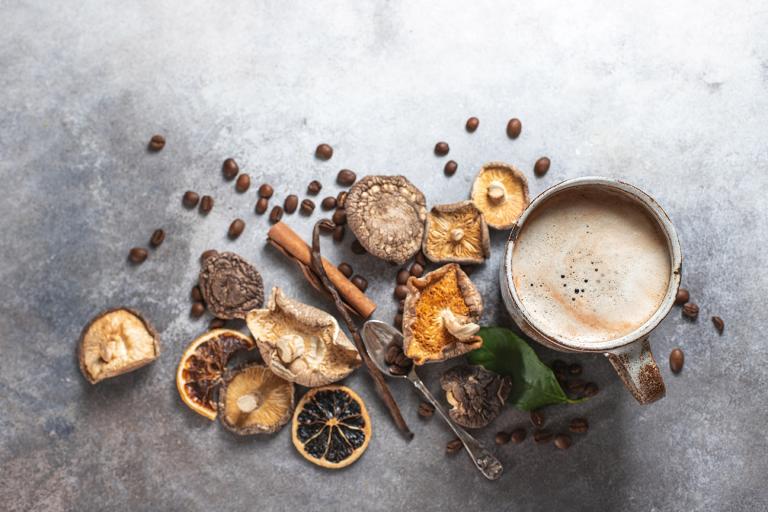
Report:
423,201,490,265
470,162,529,230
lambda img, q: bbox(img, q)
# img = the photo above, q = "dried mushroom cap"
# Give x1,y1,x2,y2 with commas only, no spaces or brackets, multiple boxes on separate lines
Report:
423,201,490,265
346,175,427,264
440,365,511,429
218,363,294,435
402,264,483,365
78,308,160,384
246,288,361,387
470,162,530,230
199,252,264,319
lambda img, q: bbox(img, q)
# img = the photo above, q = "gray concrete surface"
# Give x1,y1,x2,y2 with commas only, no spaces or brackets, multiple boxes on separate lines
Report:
2,1,767,510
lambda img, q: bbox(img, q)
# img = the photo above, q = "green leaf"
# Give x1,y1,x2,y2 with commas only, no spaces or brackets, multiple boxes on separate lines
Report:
467,326,586,411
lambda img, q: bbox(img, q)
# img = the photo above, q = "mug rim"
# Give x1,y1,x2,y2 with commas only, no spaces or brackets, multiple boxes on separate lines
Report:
503,176,683,352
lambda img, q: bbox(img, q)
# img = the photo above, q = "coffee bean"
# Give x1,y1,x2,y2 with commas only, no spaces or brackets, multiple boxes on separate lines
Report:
191,285,203,302
506,118,522,139
149,229,165,248
712,316,724,334
228,219,245,239
534,157,551,176
530,410,545,428
315,143,333,160
129,247,148,264
394,352,411,369
418,402,435,418
583,382,599,397
338,262,353,278
336,191,348,208
283,194,298,214
269,206,284,224
148,134,165,151
568,363,582,376
669,348,684,373
337,169,357,186
318,219,335,234
444,160,458,176
434,141,450,156
321,196,337,210
351,239,366,255
566,379,586,394
495,431,511,445
235,174,251,193
296,199,314,216
255,197,269,215
393,313,403,328
675,287,690,305
199,195,214,214
554,434,572,450
682,302,699,319
332,208,347,226
510,428,527,444
209,317,226,329
446,438,462,454
191,302,205,318
397,300,405,313
258,183,273,198
415,251,427,266
222,158,239,180
351,275,368,292
183,191,200,208
569,417,589,434
200,249,218,263
384,344,399,365
410,263,424,277
307,180,322,195
394,284,408,300
333,225,345,242
389,364,408,376
465,117,479,132
396,269,410,285
533,430,553,444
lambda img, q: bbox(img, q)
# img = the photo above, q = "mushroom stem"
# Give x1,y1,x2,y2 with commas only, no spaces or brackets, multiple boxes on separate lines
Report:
487,180,507,203
237,393,262,413
440,309,481,342
449,228,465,242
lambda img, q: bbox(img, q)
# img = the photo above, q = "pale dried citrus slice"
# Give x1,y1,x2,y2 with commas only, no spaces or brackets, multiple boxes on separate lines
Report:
292,386,371,469
176,329,255,420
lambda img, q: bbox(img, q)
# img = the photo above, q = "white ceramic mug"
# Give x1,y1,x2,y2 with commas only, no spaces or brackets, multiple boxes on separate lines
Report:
500,177,682,404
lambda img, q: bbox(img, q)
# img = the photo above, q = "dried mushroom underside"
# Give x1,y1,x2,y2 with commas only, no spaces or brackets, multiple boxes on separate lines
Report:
402,264,483,365
345,175,427,264
423,201,490,265
246,287,361,387
199,251,264,319
440,365,511,429
470,162,529,230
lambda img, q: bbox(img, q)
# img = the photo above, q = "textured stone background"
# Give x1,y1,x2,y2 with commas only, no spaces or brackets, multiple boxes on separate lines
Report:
2,1,767,510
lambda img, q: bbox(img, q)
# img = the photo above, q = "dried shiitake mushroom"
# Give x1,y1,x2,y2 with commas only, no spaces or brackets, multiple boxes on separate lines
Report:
423,201,490,265
78,308,160,384
346,175,427,264
402,264,483,365
246,288,361,387
217,363,294,435
470,162,529,230
440,365,511,429
199,251,264,319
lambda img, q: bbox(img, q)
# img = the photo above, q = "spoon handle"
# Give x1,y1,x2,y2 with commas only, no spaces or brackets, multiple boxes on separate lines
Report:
409,374,503,480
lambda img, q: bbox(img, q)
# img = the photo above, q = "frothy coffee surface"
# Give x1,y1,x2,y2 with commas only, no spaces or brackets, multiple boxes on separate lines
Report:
512,187,671,344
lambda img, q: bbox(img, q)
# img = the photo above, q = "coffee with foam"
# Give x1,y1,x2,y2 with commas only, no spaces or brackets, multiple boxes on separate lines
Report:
511,187,671,344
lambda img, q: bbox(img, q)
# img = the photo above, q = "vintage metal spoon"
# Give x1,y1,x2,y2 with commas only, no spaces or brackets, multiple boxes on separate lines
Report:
361,320,504,481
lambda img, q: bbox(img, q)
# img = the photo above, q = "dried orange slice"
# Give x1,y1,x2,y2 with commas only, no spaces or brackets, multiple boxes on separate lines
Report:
292,385,371,469
176,329,254,420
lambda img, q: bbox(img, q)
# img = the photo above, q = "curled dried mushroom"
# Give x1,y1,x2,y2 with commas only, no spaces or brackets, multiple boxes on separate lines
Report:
402,264,483,365
199,251,264,319
423,201,490,265
345,175,427,264
78,308,160,384
470,162,529,230
246,288,361,387
218,363,294,435
440,365,511,429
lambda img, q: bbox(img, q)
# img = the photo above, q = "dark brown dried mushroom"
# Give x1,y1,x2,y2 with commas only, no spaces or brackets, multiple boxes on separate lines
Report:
423,201,490,265
199,252,264,319
470,162,529,230
345,175,427,264
440,365,511,429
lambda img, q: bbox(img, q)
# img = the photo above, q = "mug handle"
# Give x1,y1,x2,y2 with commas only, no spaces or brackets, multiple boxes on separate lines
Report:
605,337,666,404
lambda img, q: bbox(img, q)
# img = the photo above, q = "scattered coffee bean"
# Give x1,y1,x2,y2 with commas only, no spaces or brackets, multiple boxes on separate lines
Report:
228,219,245,239
444,160,458,176
410,263,424,277
149,229,165,248
269,206,284,224
199,195,214,214
446,438,462,454
568,363,582,376
337,169,356,186
389,364,408,376
209,317,226,329
351,240,367,256
583,382,599,397
394,284,408,300
495,431,511,445
332,208,347,226
396,269,410,285
510,428,527,444
533,430,553,444
191,285,203,302
675,287,690,305
182,191,200,208
300,199,316,215
554,434,572,450
393,313,403,328
569,417,589,434
200,249,218,263
397,300,405,313
307,180,322,195
222,158,239,180
284,195,299,214
682,302,699,319
434,141,450,156
255,197,269,214
318,219,335,234
321,196,337,210
530,410,545,428
418,402,435,418
712,316,724,334
333,225,345,242
258,183,273,198
315,143,333,160
506,118,522,139
415,251,427,266
670,348,684,373
190,302,205,318
566,379,586,394
465,117,479,132
336,191,348,208
129,247,148,264
148,134,166,151
338,262,353,278
534,157,551,176
235,174,251,193
384,344,400,365
394,352,411,369
351,275,368,292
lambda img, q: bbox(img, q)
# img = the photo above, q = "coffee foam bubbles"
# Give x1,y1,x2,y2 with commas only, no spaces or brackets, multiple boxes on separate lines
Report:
511,188,671,344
